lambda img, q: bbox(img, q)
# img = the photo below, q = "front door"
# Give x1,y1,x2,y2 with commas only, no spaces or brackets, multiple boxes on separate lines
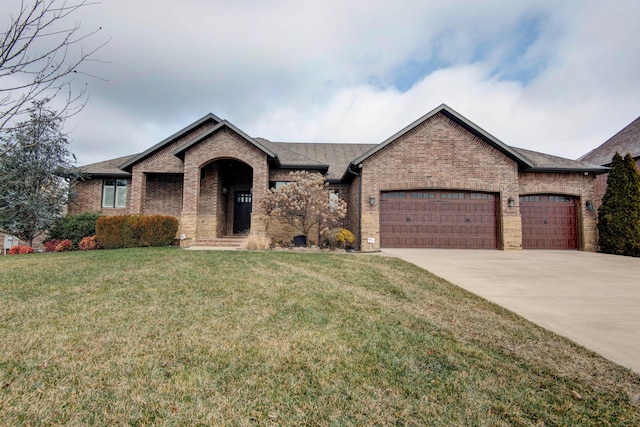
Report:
233,192,252,234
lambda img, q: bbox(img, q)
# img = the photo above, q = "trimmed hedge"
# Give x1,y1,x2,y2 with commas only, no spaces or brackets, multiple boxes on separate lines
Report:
96,215,179,249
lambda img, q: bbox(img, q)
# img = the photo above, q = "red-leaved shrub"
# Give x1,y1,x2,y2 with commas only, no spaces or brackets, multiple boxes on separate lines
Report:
55,239,73,252
44,239,61,252
9,245,33,255
78,236,99,251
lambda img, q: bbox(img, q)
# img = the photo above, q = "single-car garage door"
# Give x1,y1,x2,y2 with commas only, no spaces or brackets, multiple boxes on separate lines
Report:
520,194,577,249
380,190,497,249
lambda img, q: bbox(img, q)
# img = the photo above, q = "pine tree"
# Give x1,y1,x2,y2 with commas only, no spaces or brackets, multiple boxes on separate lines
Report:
0,100,80,245
597,152,640,256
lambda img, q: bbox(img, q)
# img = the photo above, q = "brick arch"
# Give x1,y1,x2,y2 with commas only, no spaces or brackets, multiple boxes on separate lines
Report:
178,129,270,240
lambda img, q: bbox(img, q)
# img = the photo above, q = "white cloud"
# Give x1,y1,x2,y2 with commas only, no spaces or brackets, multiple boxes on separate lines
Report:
40,0,640,165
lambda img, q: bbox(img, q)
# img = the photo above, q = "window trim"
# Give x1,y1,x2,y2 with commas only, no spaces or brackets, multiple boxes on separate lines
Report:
102,178,128,208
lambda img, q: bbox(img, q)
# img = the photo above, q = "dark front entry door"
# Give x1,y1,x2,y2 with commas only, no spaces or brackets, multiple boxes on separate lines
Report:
233,192,252,234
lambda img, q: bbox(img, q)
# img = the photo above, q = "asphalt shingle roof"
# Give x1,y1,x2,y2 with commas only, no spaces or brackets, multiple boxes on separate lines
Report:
513,147,608,173
264,141,377,181
78,155,134,177
579,116,640,166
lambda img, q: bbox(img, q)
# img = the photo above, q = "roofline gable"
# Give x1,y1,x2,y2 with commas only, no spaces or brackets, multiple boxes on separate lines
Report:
578,116,640,165
348,104,535,170
172,120,280,164
119,113,223,171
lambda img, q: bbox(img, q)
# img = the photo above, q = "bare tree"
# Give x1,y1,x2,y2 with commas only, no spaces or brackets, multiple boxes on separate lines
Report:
1,0,108,156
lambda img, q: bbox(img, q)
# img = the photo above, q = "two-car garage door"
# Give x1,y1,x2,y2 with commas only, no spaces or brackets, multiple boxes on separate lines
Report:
380,190,497,249
380,191,578,249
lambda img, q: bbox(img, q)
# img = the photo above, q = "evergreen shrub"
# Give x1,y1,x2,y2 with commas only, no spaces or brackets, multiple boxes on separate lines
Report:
48,212,101,247
598,152,640,256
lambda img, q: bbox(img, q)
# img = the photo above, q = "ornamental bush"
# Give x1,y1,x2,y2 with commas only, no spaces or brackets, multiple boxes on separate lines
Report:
55,239,73,252
9,245,33,255
78,236,99,251
48,212,101,247
96,215,179,249
44,239,61,252
323,228,356,250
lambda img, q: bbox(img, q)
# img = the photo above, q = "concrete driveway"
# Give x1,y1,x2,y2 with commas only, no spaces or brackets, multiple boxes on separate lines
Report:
382,249,640,374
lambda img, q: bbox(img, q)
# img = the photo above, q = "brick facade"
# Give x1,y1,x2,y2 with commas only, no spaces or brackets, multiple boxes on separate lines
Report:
357,113,522,251
67,105,603,252
518,171,598,252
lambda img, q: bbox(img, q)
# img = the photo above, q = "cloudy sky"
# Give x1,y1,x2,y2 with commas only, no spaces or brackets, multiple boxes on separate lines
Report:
7,0,640,166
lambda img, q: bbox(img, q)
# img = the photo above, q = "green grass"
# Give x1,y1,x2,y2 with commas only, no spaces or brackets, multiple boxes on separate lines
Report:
1,248,639,426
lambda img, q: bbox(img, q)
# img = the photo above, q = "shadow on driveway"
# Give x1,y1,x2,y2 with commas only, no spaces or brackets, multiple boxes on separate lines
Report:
383,249,640,374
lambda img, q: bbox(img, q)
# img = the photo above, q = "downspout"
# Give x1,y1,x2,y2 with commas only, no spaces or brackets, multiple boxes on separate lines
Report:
347,163,362,250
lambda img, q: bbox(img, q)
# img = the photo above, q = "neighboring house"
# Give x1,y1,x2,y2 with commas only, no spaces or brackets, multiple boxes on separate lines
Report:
579,116,640,210
69,104,607,251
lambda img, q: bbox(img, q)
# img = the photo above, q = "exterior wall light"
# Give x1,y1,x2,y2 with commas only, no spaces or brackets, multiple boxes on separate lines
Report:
507,197,515,208
586,200,594,211
222,187,228,195
369,196,376,206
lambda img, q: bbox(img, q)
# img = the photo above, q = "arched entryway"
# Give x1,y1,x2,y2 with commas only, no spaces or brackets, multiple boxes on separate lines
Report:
198,159,253,238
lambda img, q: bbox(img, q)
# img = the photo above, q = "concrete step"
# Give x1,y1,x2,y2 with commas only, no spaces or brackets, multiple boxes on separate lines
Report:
192,236,245,247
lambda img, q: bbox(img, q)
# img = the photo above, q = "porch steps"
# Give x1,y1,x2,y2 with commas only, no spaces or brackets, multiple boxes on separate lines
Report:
191,236,245,248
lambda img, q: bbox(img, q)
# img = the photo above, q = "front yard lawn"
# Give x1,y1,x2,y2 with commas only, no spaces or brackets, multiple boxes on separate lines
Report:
1,248,639,425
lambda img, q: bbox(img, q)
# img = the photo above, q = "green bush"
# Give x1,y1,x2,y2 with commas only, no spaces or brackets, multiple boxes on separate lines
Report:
96,215,178,249
48,212,101,247
598,152,640,256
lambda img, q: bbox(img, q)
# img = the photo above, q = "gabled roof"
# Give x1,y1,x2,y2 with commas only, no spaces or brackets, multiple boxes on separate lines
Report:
579,116,640,166
119,113,223,171
172,120,279,161
78,155,134,177
79,104,606,181
349,103,535,170
513,147,608,174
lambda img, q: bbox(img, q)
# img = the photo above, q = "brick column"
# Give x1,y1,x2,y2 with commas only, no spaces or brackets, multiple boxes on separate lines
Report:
128,166,146,214
249,157,269,233
180,159,200,238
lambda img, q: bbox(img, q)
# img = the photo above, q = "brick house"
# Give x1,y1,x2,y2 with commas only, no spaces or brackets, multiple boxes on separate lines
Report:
69,104,607,251
579,116,640,210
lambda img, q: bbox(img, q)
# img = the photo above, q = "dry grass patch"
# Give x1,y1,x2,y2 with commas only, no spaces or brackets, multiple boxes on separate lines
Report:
243,232,272,250
1,248,639,425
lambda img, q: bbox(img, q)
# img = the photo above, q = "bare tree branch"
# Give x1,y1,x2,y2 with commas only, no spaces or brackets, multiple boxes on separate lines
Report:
0,0,109,156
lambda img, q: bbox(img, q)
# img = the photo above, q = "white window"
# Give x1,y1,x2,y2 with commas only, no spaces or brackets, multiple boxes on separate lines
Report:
329,190,340,210
102,179,128,208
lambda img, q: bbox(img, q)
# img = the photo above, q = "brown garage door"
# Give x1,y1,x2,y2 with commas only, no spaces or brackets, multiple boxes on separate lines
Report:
380,190,497,249
520,194,577,249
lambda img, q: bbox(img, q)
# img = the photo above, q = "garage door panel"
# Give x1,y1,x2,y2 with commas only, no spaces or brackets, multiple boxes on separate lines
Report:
520,194,577,249
380,190,497,249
